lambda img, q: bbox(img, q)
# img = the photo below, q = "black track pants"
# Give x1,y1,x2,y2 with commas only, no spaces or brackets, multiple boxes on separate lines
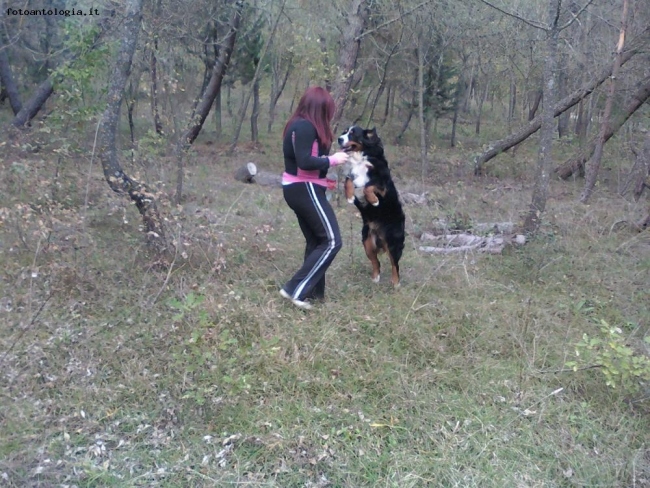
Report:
282,182,342,301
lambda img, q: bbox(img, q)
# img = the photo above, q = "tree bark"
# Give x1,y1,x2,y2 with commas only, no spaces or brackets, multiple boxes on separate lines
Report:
475,76,490,135
250,78,260,143
11,80,53,128
150,39,163,135
417,40,427,178
330,0,370,129
98,0,166,252
523,0,561,235
557,52,570,138
579,0,629,204
528,89,542,121
554,76,650,180
473,48,637,175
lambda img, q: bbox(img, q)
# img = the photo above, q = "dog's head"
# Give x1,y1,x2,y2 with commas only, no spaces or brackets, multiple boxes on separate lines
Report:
338,126,383,157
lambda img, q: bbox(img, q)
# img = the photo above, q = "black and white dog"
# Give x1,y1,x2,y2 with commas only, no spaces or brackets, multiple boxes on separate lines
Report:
338,126,406,286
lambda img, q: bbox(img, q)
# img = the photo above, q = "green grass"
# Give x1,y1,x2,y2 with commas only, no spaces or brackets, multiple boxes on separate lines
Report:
0,128,648,487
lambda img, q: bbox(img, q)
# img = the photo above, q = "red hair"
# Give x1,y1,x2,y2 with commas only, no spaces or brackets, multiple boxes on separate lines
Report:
283,86,336,148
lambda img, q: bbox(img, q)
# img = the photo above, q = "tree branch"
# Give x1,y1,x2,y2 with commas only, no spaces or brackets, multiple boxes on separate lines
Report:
356,0,434,41
558,0,597,31
475,0,548,31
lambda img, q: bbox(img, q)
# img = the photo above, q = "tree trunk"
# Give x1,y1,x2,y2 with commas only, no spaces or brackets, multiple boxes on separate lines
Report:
523,0,560,235
250,78,260,143
557,52,570,138
174,0,243,204
11,79,53,128
228,0,285,154
475,76,490,135
98,0,166,252
214,90,222,135
417,41,427,178
555,76,650,180
474,48,637,175
330,0,369,129
150,39,163,135
579,0,629,204
0,11,22,116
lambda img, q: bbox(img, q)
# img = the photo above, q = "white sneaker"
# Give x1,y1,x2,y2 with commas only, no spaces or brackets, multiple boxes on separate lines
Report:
280,289,313,310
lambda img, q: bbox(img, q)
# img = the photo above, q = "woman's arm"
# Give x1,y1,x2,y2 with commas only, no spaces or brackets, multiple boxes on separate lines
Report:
291,120,332,171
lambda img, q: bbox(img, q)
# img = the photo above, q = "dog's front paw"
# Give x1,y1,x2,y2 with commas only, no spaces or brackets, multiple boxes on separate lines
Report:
371,201,380,207
347,198,355,204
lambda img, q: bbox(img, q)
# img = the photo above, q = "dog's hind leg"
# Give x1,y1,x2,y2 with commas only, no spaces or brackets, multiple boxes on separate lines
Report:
363,186,380,206
363,236,381,282
388,252,400,287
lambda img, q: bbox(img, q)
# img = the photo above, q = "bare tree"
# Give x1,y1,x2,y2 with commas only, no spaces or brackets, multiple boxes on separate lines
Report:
523,0,562,234
98,0,167,251
579,0,630,203
330,0,370,128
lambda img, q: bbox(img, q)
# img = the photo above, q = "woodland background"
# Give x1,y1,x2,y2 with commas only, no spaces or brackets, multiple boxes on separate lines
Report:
0,0,649,486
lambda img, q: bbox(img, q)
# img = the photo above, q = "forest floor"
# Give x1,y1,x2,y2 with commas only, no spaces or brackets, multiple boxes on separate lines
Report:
0,126,649,487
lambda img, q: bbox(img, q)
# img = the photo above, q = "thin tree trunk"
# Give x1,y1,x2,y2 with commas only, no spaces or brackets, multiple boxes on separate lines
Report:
98,0,166,251
557,52,570,138
475,76,490,135
555,76,650,179
150,40,163,134
474,48,637,175
229,0,285,154
528,89,542,121
250,78,260,143
381,83,391,125
330,0,369,129
523,0,560,235
579,0,630,204
417,41,427,178
214,90,222,135
174,0,243,204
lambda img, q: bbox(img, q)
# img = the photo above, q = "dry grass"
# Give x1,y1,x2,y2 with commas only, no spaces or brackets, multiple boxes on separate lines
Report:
0,124,648,487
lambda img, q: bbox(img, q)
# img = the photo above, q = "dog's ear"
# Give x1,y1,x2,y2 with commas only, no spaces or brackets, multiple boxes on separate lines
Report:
364,127,377,140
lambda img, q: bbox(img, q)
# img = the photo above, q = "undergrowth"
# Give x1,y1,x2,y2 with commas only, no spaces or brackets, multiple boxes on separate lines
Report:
0,128,648,487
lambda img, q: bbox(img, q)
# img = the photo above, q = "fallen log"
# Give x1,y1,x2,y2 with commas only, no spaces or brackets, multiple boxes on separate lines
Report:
234,162,258,183
419,232,526,255
233,162,283,187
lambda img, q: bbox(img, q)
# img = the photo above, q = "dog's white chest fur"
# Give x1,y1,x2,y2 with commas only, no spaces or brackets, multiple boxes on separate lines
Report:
347,152,371,188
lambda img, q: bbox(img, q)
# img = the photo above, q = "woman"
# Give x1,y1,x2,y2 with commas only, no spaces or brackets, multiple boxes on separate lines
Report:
279,87,349,310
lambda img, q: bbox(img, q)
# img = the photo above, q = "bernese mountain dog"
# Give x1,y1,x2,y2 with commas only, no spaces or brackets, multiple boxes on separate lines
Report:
338,126,406,286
